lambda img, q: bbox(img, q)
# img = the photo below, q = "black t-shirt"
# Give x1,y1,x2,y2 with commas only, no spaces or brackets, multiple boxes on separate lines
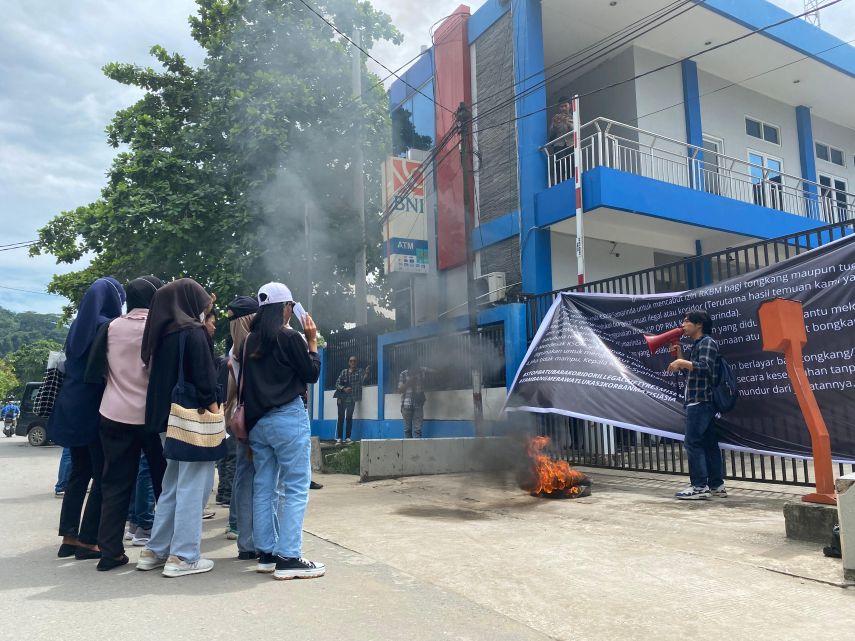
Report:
243,328,320,430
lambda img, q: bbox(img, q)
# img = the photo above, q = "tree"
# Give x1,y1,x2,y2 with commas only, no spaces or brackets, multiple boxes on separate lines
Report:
33,0,401,332
5,340,63,389
0,307,67,358
0,361,19,400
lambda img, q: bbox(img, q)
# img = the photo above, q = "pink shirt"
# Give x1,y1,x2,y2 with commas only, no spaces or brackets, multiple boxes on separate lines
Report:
99,308,150,425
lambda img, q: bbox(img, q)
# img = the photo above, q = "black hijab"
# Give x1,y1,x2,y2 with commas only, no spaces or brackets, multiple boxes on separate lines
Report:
141,278,211,366
126,275,164,311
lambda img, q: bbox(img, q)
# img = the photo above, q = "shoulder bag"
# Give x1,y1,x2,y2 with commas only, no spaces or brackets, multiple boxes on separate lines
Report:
163,331,227,461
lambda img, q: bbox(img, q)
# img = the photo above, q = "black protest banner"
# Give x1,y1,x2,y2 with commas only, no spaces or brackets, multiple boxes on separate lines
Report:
505,234,855,462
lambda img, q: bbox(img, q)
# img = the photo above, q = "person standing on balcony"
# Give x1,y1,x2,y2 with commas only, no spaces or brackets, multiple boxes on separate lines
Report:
549,97,574,182
334,355,367,443
399,365,428,439
667,310,726,501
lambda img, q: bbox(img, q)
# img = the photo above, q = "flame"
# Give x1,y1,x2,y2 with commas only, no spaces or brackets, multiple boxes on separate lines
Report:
523,436,589,497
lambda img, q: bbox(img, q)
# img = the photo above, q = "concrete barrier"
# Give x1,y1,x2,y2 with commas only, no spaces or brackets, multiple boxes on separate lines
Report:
359,437,515,481
837,472,855,582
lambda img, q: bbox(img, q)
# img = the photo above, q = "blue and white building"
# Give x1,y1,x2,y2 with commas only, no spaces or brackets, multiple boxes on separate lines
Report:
310,0,855,440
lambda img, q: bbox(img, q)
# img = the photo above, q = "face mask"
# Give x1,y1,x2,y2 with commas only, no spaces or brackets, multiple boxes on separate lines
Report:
199,312,206,322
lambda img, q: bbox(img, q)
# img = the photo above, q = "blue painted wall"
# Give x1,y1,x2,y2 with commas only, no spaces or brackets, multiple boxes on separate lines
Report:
514,0,552,294
472,211,520,251
795,105,820,220
468,0,512,44
389,49,435,111
535,167,827,239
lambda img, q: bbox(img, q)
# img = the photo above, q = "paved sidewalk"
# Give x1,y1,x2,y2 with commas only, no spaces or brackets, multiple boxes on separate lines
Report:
1,438,852,641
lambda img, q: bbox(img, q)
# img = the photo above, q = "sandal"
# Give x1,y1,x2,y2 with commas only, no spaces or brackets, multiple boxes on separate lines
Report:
96,554,129,571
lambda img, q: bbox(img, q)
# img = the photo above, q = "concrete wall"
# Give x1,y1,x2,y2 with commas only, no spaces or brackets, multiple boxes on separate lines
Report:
811,113,855,189
384,386,508,421
359,436,512,480
553,47,637,128
323,386,379,421
633,48,686,142
699,69,801,178
550,232,659,291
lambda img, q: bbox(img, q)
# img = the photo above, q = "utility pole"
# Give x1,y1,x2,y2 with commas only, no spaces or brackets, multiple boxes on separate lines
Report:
456,102,484,433
352,30,368,326
572,94,585,286
305,201,312,314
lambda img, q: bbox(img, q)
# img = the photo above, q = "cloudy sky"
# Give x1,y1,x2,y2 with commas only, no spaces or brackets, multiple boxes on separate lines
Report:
1,0,852,313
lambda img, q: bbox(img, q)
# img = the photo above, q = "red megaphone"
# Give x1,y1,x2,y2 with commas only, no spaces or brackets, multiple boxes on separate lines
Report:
643,327,684,355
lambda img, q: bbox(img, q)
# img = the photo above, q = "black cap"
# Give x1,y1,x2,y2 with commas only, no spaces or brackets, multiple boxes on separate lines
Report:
226,295,259,320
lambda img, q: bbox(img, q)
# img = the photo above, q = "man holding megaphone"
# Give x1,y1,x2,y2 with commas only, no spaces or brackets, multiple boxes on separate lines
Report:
665,309,726,501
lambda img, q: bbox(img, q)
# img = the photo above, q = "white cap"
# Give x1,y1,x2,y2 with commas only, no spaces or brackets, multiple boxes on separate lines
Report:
257,282,294,306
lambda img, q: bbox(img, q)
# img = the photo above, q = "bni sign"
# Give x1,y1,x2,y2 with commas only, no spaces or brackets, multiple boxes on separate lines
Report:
381,157,425,214
386,237,429,274
382,156,428,273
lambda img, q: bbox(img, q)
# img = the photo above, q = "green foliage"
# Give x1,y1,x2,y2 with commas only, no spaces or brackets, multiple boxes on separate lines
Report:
33,0,401,332
0,361,19,400
324,441,360,474
5,340,63,389
0,308,67,358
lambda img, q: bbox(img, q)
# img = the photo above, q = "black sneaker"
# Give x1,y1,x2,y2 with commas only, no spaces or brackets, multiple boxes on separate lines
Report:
256,552,276,573
238,550,258,561
273,556,326,580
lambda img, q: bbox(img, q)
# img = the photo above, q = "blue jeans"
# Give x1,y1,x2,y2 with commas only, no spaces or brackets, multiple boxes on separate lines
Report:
250,398,311,559
128,454,155,530
147,453,215,563
230,439,255,551
55,447,72,492
685,402,724,489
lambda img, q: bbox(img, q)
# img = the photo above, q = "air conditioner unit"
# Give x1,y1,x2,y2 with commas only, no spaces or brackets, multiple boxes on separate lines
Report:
475,272,506,304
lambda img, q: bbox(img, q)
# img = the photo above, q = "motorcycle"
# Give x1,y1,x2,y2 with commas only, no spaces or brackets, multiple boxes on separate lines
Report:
3,417,16,438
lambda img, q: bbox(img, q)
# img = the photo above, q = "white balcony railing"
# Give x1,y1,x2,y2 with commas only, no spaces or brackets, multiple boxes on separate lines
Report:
542,117,855,225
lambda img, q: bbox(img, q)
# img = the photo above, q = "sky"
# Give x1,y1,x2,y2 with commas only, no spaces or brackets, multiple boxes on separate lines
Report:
0,0,852,314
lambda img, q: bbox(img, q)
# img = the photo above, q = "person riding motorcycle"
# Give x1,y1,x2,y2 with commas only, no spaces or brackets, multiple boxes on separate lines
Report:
2,400,20,437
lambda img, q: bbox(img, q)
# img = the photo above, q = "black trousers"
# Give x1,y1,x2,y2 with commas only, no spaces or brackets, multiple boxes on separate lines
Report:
58,440,104,545
216,436,236,502
97,418,166,559
336,400,355,440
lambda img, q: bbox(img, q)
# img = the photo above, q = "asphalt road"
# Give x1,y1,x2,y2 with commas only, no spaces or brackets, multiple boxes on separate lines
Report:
2,436,854,641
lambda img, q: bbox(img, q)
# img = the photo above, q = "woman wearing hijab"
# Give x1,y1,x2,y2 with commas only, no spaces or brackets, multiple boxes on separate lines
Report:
84,275,165,571
136,278,221,578
50,277,126,560
242,282,324,580
223,295,258,559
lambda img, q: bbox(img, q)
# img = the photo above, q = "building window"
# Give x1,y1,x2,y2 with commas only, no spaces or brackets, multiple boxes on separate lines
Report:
815,142,845,167
819,174,850,223
391,81,435,157
745,117,780,145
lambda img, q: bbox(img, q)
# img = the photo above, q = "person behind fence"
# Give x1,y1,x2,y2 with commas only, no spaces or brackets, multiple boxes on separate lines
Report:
334,355,368,443
398,364,428,439
49,277,126,561
549,96,574,180
137,278,223,577
667,309,726,500
242,282,325,580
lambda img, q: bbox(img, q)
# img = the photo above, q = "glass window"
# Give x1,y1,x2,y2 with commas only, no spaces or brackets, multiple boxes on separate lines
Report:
745,118,762,139
391,82,435,157
762,124,779,144
831,147,845,166
816,142,829,161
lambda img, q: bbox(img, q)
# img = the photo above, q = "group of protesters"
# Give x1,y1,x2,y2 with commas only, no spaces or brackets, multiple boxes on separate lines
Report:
47,275,325,579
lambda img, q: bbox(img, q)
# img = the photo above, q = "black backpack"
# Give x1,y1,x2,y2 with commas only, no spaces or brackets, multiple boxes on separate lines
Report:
712,355,739,414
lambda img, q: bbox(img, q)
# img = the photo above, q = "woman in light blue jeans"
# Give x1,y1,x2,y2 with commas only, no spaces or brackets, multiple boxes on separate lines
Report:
240,281,323,580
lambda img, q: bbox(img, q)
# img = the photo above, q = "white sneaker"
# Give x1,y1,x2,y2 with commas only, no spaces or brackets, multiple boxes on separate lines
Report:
124,524,136,541
136,548,167,571
710,484,728,498
162,555,214,578
131,527,151,546
675,485,711,500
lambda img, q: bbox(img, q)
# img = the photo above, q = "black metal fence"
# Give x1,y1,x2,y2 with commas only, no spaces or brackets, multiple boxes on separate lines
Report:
524,219,855,341
323,327,380,390
525,219,855,485
383,324,506,393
